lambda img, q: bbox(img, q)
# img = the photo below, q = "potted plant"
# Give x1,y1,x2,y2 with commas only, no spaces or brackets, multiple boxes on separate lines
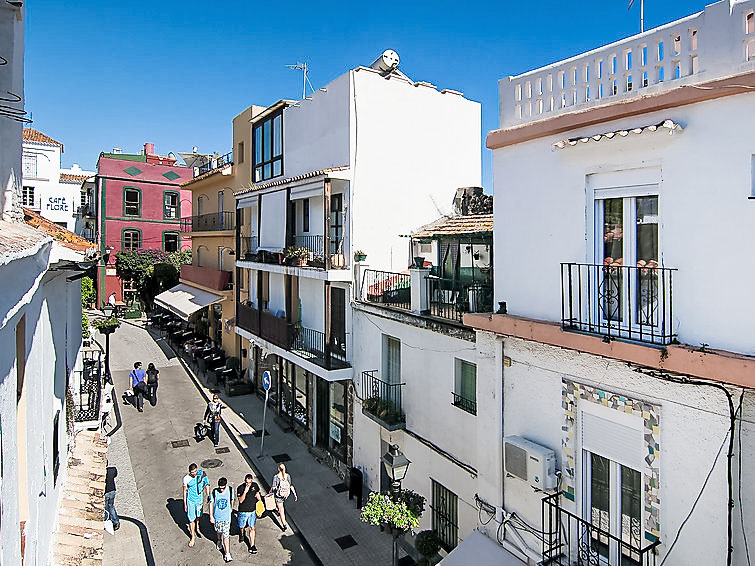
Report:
360,490,423,533
413,256,425,268
92,316,120,334
415,530,442,565
354,250,367,262
285,246,310,266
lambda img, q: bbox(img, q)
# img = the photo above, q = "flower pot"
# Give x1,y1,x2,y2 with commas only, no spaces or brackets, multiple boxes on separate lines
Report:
355,253,367,262
413,256,425,268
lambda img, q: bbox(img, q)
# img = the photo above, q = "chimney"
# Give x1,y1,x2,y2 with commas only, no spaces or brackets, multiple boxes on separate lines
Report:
144,142,155,155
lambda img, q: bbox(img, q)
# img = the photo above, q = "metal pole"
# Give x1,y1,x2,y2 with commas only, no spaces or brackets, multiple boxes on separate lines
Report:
259,389,269,457
104,331,111,379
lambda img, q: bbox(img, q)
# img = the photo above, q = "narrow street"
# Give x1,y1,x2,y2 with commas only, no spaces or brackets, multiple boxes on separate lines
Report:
101,318,317,566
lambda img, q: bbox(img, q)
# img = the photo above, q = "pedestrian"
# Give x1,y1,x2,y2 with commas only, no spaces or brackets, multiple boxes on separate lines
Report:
183,463,210,548
271,463,297,531
129,361,148,412
146,362,159,406
104,464,120,532
237,473,261,554
206,393,223,447
210,476,234,562
101,373,114,430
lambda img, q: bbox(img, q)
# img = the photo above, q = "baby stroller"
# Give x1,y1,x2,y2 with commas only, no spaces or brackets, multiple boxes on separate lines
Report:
194,406,213,441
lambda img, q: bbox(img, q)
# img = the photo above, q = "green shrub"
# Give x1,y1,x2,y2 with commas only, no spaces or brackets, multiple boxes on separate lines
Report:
415,530,442,558
81,276,96,309
82,313,90,340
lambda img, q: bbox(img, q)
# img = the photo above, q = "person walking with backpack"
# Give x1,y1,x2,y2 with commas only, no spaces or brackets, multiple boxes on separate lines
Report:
129,361,148,412
206,394,223,447
237,473,261,554
271,463,297,531
183,463,210,548
146,362,159,406
210,477,234,562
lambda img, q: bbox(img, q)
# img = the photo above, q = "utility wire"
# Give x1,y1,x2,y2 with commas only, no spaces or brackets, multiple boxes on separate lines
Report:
738,389,752,566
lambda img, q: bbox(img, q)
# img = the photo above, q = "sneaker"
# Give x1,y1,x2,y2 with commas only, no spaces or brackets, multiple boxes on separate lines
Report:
250,545,257,554
113,523,121,531
224,553,233,562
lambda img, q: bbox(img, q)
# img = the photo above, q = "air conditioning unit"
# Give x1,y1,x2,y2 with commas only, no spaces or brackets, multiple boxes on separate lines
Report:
504,435,557,491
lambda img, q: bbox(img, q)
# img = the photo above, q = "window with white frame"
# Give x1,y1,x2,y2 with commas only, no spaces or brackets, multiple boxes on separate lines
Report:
22,154,37,178
382,335,401,384
22,186,35,207
453,359,476,415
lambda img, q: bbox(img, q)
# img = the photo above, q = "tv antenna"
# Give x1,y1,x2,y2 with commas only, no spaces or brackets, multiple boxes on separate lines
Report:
628,0,645,33
286,61,315,100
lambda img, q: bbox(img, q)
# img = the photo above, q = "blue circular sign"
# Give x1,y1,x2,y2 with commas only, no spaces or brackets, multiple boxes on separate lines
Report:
262,371,271,391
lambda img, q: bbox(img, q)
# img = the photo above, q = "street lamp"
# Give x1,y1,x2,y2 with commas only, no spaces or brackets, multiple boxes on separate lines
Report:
382,444,411,566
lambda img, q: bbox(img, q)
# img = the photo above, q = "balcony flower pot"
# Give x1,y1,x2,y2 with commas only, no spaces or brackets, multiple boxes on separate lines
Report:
413,256,425,268
354,250,367,263
285,246,310,266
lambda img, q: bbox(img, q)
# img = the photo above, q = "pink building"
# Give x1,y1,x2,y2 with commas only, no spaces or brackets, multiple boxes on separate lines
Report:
95,143,192,306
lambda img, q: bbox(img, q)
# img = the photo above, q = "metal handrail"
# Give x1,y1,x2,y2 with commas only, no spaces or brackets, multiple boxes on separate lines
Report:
361,370,405,427
361,270,411,310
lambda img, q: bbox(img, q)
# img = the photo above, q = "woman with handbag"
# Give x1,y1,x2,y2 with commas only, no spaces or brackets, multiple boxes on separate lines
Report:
271,463,297,531
207,394,223,447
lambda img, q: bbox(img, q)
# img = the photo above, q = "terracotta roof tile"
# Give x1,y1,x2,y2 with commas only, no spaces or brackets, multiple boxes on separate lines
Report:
412,214,493,238
60,173,92,184
23,128,64,149
23,207,96,251
0,220,51,263
234,166,349,196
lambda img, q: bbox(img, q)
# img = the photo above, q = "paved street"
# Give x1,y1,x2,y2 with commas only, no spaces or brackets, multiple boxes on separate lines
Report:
101,319,317,566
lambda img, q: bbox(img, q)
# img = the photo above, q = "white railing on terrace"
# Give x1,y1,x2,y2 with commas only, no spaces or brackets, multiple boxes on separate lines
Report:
500,0,755,128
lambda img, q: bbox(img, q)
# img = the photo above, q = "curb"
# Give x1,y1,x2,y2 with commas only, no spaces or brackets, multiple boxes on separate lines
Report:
151,325,325,566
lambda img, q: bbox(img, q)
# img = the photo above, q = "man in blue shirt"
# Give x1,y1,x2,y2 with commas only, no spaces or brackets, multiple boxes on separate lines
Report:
129,361,147,412
210,476,234,562
183,463,210,548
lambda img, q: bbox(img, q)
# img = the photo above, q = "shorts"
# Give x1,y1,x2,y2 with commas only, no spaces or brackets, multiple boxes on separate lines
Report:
214,520,230,538
237,511,257,529
186,501,203,522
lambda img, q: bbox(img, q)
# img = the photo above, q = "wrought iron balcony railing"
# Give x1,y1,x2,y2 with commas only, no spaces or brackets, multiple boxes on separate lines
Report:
74,351,102,423
287,234,324,258
81,228,96,242
180,211,235,232
427,277,493,322
561,262,677,345
361,370,405,430
195,151,232,177
451,392,476,415
542,492,660,566
361,269,411,310
290,325,349,370
239,236,259,260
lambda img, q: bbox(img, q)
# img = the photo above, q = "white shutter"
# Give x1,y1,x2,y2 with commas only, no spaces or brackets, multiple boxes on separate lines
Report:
259,191,287,250
581,411,645,472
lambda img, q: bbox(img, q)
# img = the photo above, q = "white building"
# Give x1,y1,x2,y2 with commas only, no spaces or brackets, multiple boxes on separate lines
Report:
464,1,755,565
22,128,95,233
234,51,481,472
0,4,98,564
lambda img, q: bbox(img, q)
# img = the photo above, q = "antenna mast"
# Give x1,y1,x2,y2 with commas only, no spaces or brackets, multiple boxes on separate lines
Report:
628,0,645,33
286,61,315,100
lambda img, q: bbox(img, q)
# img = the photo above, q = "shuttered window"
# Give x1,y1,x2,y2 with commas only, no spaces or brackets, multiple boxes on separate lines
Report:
383,336,401,384
581,410,644,472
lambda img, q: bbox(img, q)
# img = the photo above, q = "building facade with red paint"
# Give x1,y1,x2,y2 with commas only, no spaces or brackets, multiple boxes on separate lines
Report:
95,143,192,305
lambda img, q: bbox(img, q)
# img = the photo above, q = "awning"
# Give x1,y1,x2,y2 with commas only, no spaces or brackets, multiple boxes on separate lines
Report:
259,190,287,251
154,283,225,321
553,119,683,149
438,530,524,566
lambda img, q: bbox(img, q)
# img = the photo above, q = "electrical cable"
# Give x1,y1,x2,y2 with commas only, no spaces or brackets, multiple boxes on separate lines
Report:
738,389,752,566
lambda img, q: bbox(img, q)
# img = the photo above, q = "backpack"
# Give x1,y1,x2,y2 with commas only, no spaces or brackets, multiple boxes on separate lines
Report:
277,475,291,498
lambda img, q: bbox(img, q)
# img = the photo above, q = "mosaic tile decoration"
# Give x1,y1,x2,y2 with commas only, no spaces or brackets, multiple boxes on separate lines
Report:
561,379,661,543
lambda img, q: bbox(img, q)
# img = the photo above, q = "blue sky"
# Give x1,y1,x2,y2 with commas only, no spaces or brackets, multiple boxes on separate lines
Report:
26,0,698,188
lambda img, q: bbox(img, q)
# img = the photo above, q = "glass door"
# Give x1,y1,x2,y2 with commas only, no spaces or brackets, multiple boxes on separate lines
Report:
584,451,643,565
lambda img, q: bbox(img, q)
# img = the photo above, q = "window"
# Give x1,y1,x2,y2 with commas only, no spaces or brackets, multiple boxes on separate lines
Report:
281,360,294,417
612,79,618,95
163,191,179,219
748,12,754,34
218,190,225,214
690,29,698,50
197,195,205,216
432,480,458,551
237,141,245,164
294,365,309,428
673,35,681,56
626,75,633,92
642,71,648,88
453,360,476,415
163,232,179,252
625,50,632,70
253,110,283,182
22,154,37,177
690,55,699,74
53,411,60,486
673,61,681,79
597,60,603,79
641,45,648,66
259,271,270,310
22,186,35,207
124,188,141,216
330,194,343,254
598,195,659,328
611,55,617,74
658,66,665,82
657,41,664,62
302,199,310,232
382,335,401,384
123,229,141,250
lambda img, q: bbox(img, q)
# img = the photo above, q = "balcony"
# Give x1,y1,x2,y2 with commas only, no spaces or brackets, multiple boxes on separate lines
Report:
76,204,94,217
287,234,324,259
427,277,493,322
561,263,676,345
451,392,476,415
361,269,411,310
180,264,232,292
180,211,235,233
81,228,96,243
361,370,405,431
239,236,259,260
74,352,102,423
290,325,349,370
195,151,232,177
235,302,291,349
237,301,260,335
542,492,660,565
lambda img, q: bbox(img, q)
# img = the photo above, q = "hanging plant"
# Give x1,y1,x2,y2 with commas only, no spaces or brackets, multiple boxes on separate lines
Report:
92,317,120,333
360,491,424,533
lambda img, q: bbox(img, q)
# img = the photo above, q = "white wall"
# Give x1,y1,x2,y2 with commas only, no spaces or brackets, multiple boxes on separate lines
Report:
495,333,752,566
350,69,482,272
493,94,755,355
